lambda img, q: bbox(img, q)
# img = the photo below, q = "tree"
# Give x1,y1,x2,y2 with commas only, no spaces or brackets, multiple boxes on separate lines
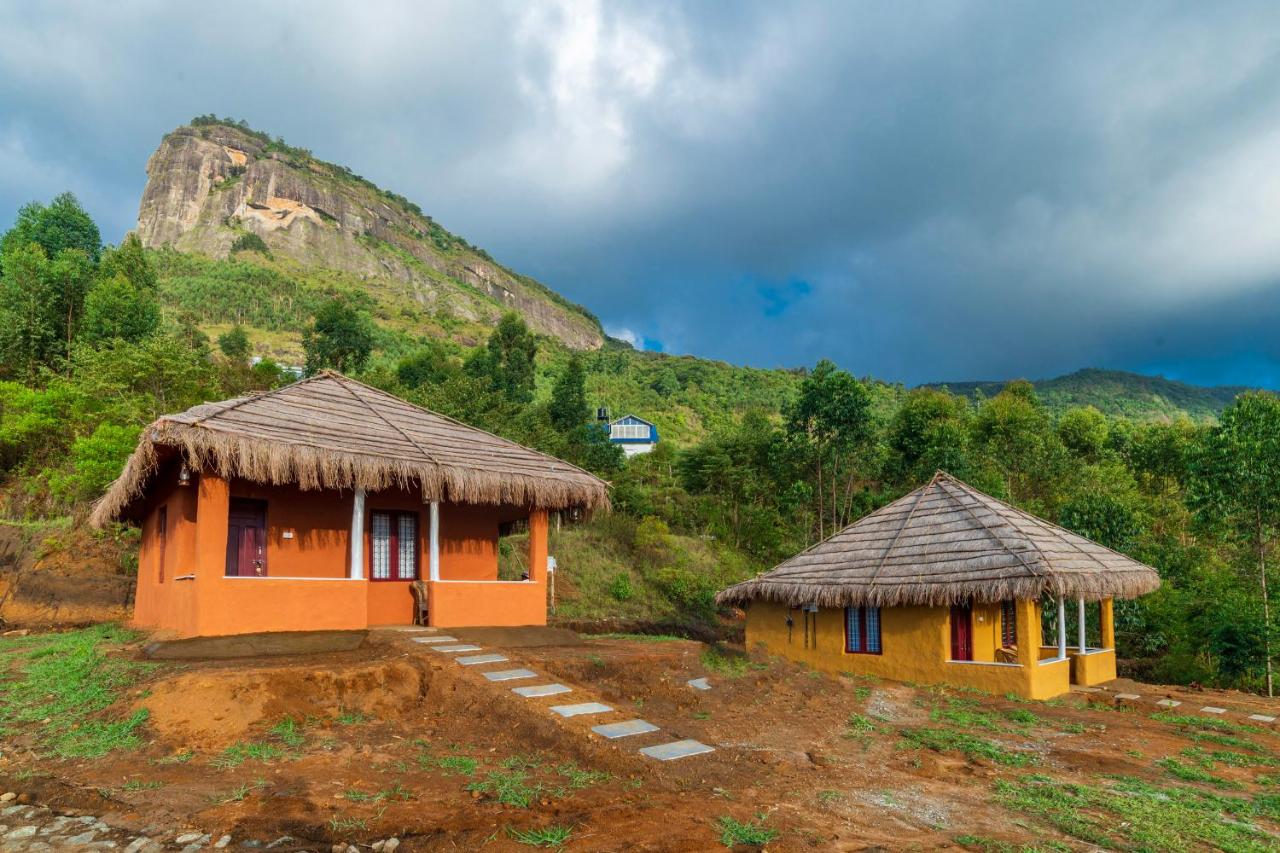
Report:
217,325,251,361
466,313,537,403
302,297,374,374
1057,406,1109,461
887,387,972,484
81,274,161,345
0,192,101,267
97,234,157,291
1189,392,1280,696
0,243,60,380
47,248,95,358
972,380,1066,510
549,354,588,431
784,359,873,539
396,341,457,388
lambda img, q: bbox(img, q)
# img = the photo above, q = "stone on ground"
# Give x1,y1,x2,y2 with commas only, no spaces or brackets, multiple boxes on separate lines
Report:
687,677,711,690
431,644,483,653
549,702,613,717
482,669,537,682
411,636,458,644
456,653,508,666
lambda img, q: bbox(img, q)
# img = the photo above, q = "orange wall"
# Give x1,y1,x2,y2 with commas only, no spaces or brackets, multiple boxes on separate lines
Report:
130,470,551,637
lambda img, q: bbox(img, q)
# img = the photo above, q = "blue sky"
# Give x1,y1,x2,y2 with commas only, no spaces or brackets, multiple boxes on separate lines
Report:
2,1,1279,388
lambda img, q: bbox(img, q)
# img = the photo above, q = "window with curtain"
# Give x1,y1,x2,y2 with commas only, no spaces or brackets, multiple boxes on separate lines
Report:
370,511,418,580
845,606,882,654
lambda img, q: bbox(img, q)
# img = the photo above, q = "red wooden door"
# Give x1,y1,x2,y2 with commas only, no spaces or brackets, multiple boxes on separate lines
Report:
225,499,267,576
950,603,973,661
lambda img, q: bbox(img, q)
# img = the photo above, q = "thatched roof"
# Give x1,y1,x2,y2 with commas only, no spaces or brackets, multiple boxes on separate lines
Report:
91,371,609,526
718,472,1160,608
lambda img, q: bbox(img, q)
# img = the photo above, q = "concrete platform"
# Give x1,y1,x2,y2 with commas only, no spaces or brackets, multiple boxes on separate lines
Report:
483,669,538,682
432,644,483,653
640,739,714,761
456,653,508,666
592,719,659,739
142,630,366,660
513,684,572,698
550,702,613,718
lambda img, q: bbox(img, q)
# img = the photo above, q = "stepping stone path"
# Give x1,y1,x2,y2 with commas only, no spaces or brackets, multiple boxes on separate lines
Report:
593,719,659,739
405,633,716,761
456,653,508,665
1201,706,1227,714
1114,693,1141,701
1249,714,1277,723
513,683,573,698
640,739,715,761
1156,699,1181,708
483,668,537,681
550,702,614,718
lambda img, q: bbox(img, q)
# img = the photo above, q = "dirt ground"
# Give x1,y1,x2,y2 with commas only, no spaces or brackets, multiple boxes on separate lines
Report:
4,629,1280,851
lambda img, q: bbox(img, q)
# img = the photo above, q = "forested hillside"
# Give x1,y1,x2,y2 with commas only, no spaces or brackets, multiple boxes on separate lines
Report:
3,176,1279,698
929,367,1252,421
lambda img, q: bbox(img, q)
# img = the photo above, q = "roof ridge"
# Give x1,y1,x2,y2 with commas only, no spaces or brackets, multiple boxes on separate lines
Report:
328,373,446,474
867,479,932,589
329,371,607,482
934,475,1045,581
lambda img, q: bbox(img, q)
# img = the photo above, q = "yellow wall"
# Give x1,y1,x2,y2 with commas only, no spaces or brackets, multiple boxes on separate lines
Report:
744,599,1072,700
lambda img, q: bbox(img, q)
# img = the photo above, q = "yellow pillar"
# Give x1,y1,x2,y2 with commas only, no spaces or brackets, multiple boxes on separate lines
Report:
1100,598,1115,649
1014,599,1039,669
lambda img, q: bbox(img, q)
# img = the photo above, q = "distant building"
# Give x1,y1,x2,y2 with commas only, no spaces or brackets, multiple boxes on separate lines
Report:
607,414,659,458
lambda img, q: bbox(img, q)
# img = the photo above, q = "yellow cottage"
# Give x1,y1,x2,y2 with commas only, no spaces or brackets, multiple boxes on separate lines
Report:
717,472,1161,699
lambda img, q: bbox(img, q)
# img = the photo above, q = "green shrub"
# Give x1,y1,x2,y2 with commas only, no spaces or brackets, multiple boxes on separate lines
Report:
230,232,270,255
634,516,673,563
652,565,716,615
608,572,633,601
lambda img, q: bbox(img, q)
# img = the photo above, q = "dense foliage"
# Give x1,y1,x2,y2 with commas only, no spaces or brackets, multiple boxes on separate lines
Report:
3,193,1279,696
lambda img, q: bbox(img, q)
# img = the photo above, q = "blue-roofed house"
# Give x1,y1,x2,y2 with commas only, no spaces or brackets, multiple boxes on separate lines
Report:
607,414,659,458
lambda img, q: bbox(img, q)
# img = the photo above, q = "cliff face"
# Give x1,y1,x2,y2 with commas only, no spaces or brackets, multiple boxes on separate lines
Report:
136,124,603,349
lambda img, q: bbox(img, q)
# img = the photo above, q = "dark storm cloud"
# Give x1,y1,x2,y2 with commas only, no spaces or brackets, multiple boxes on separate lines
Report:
2,1,1279,386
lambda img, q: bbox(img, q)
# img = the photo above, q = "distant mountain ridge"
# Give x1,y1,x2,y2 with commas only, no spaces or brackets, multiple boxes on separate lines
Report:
922,368,1254,420
136,119,603,349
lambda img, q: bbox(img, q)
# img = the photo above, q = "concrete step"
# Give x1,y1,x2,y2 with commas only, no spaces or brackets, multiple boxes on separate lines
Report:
592,719,659,739
639,739,714,761
482,668,538,682
456,654,508,666
513,684,572,698
412,635,458,644
431,644,483,653
550,702,613,718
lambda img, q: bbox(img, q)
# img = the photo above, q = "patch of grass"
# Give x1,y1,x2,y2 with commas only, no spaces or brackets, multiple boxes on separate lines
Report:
156,750,195,765
693,710,711,720
899,727,1038,767
0,624,155,757
508,824,574,848
435,755,479,776
1156,756,1239,787
701,646,752,678
343,783,413,803
121,779,163,792
555,761,608,790
817,790,842,804
1152,712,1264,735
846,713,876,735
1189,730,1266,751
212,740,284,769
996,773,1280,851
468,770,543,807
930,697,1001,731
215,779,267,804
594,632,684,643
1003,708,1042,726
716,815,778,847
328,816,368,833
853,685,872,700
335,708,371,725
954,834,1071,852
270,716,305,747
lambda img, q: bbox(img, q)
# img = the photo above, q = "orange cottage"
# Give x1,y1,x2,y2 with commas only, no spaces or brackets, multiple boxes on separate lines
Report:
90,371,609,638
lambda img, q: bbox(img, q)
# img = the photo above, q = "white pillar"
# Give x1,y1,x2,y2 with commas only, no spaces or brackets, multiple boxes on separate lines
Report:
1078,598,1087,654
349,488,366,579
1057,595,1067,660
429,500,440,581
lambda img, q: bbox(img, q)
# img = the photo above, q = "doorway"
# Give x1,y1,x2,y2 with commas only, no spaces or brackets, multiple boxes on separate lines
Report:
950,602,974,661
226,499,267,576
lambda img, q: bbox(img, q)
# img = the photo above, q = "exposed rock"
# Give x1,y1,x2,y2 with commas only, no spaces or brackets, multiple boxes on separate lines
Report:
136,123,604,350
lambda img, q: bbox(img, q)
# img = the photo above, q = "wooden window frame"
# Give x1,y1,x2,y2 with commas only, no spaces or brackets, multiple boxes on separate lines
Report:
369,510,420,582
157,505,168,584
844,606,883,655
1000,599,1017,648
